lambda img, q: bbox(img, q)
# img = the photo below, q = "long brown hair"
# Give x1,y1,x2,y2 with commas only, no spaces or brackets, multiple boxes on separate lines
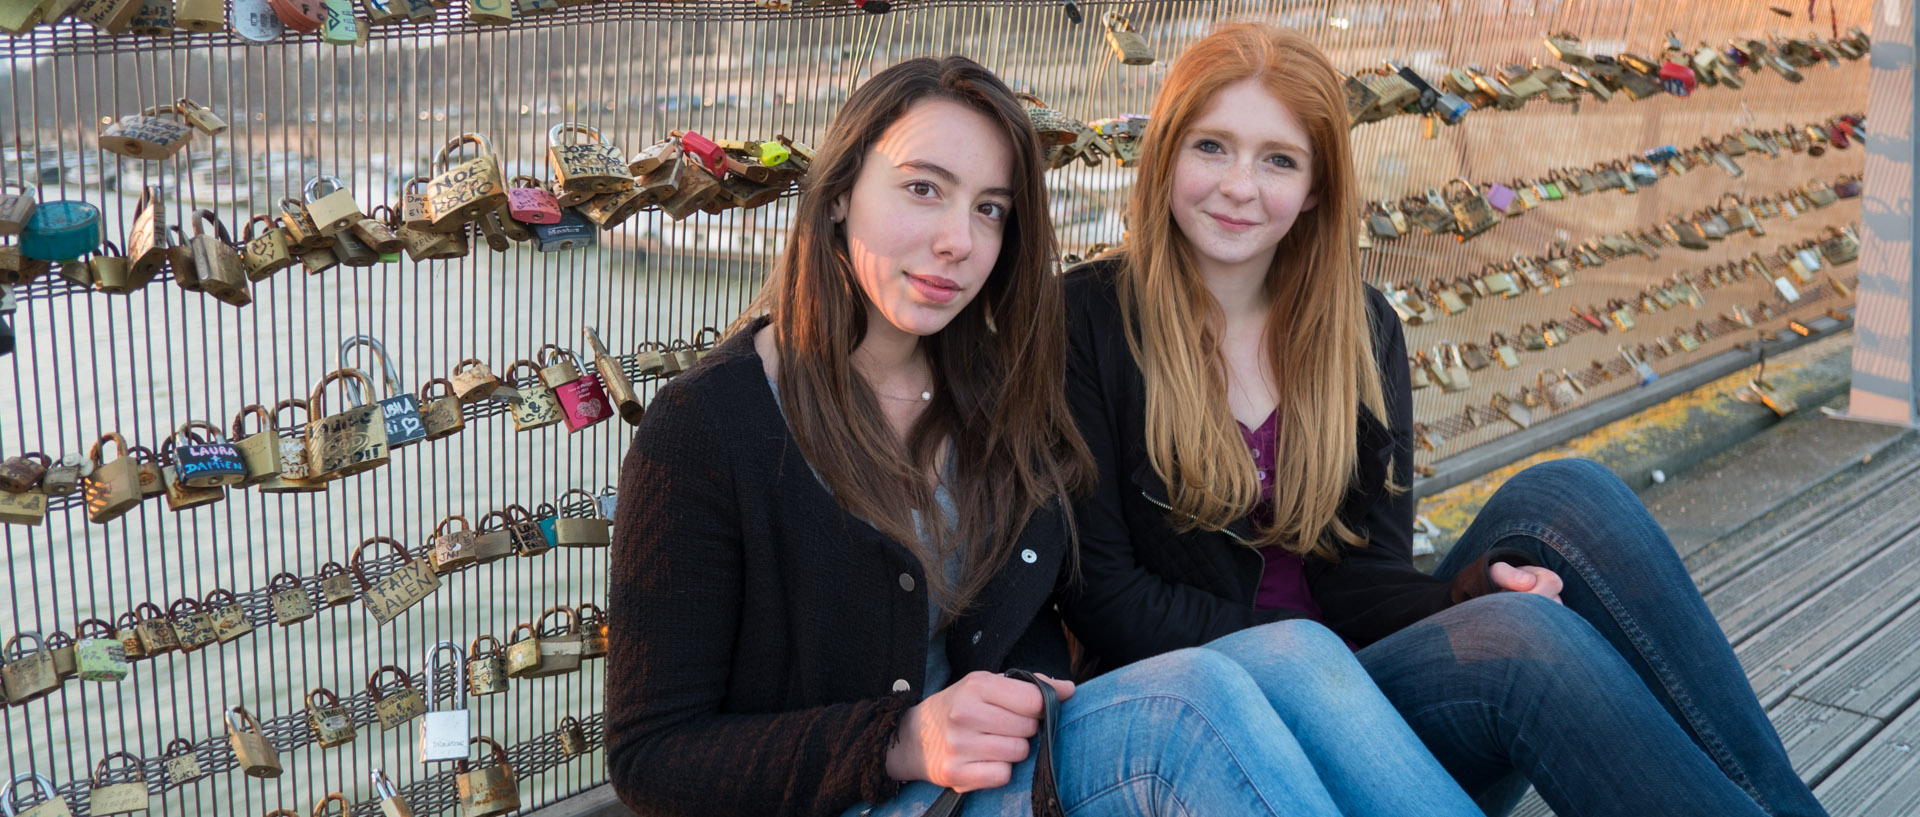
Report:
1119,24,1389,560
744,56,1093,619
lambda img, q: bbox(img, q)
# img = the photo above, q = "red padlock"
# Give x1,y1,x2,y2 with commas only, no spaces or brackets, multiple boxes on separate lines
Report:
675,130,726,177
506,176,563,225
269,0,324,31
1658,58,1698,96
1828,123,1849,149
537,345,612,433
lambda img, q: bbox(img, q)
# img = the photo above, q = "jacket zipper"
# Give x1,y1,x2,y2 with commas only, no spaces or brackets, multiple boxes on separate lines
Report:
1138,489,1269,609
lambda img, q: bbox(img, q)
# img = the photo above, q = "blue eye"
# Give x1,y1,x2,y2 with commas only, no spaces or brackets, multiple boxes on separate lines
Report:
1269,154,1298,168
1195,139,1223,153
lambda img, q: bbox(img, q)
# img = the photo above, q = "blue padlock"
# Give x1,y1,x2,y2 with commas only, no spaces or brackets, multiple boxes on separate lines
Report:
20,201,102,262
535,502,559,547
1642,144,1678,163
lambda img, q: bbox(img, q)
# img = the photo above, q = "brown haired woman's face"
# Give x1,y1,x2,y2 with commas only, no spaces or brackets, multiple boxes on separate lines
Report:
1169,77,1318,280
831,98,1015,340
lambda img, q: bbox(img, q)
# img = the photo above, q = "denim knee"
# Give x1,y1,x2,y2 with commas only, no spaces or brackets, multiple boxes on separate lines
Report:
1208,618,1366,689
1428,592,1616,679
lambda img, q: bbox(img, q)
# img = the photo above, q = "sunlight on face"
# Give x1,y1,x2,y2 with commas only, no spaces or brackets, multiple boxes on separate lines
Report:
1168,77,1319,282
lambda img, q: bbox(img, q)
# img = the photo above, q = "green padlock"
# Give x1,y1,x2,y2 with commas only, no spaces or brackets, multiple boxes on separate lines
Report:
72,618,128,683
20,201,103,262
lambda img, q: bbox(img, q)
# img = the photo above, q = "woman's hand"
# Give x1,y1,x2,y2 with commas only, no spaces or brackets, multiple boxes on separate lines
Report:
1491,562,1565,604
885,671,1076,792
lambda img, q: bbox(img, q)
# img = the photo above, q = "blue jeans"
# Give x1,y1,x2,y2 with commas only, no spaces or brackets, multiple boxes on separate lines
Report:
847,619,1481,817
1358,459,1830,817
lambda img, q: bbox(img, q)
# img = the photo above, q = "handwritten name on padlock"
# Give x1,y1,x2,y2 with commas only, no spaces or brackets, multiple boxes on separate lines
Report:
177,444,243,476
111,118,192,145
383,400,425,436
364,560,440,626
428,161,501,213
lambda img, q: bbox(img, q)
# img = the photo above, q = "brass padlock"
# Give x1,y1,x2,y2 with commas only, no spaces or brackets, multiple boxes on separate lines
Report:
553,487,611,547
276,196,327,252
472,511,517,564
199,587,252,643
0,244,50,286
255,399,327,494
556,715,589,757
189,209,250,306
268,572,316,626
457,736,521,817
303,175,364,236
240,214,294,280
85,240,135,293
427,133,508,231
133,601,179,655
86,751,148,816
339,334,427,449
503,359,563,432
3,632,60,705
658,158,722,221
0,486,46,527
503,623,542,679
633,341,669,378
548,122,633,201
173,0,222,30
72,618,128,682
42,631,75,681
81,432,141,524
0,773,72,817
229,404,283,487
585,326,642,424
73,0,145,33
633,143,686,203
530,605,583,677
626,137,680,177
110,612,147,662
226,706,282,778
167,597,218,653
418,378,467,440
507,503,551,557
368,664,428,731
1491,392,1532,429
124,186,168,289
1101,10,1154,64
667,340,701,373
306,686,357,747
349,206,406,254
431,514,479,574
399,176,434,232
448,358,500,403
307,368,392,479
161,738,202,785
1445,177,1500,239
371,769,415,817
351,535,441,627
0,182,37,236
467,634,510,695
98,105,193,159
577,602,608,659
318,561,357,607
39,453,86,497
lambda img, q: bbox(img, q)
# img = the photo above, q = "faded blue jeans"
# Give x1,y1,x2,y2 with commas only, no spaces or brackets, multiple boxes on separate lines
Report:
1359,459,1830,817
847,619,1481,817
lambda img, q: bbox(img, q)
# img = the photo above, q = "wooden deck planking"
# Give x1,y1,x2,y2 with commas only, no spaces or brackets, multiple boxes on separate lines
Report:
1735,529,1920,706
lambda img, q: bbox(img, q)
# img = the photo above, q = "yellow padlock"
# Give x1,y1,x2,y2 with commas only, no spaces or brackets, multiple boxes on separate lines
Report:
303,175,365,237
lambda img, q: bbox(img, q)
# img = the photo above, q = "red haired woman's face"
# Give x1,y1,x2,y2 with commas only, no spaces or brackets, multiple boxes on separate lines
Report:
1168,77,1318,280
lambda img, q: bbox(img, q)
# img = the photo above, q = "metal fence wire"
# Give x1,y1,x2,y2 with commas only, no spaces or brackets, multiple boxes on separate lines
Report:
0,1,1872,815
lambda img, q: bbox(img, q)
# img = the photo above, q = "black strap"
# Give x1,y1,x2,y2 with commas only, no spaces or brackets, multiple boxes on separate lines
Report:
915,669,1064,817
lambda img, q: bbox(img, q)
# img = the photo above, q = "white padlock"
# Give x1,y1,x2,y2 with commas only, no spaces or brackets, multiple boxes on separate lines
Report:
418,640,471,764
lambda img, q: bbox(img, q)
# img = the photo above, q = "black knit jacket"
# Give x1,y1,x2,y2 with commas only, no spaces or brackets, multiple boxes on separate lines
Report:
1059,260,1532,669
603,319,1074,817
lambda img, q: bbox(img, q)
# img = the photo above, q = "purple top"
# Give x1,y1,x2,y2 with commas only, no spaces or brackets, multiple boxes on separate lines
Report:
1240,410,1324,621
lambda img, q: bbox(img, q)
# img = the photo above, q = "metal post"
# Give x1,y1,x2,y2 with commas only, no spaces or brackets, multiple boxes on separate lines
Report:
1842,0,1920,428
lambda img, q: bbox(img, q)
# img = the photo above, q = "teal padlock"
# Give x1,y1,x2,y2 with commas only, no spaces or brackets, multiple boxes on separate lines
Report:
535,502,559,548
20,200,102,261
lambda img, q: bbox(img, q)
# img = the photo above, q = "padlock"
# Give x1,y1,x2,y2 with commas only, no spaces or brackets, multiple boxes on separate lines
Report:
1458,342,1490,371
473,210,514,252
1491,392,1532,429
319,561,357,607
504,623,542,679
347,204,406,255
132,601,179,654
467,634,510,695
417,378,467,441
168,597,219,653
505,175,563,225
227,404,283,487
396,212,469,261
85,752,148,816
270,0,325,33
1101,10,1154,64
268,572,316,626
0,485,43,527
312,793,352,817
164,420,246,488
188,209,251,306
306,368,391,479
427,134,508,231
431,514,479,574
98,105,193,159
299,244,340,275
448,358,500,403
556,715,589,757
0,243,49,286
553,488,612,547
626,137,682,178
110,612,146,662
276,196,326,252
1539,371,1581,411
1741,377,1798,417
330,227,380,268
577,602,608,659
351,535,441,626
1444,178,1499,240
368,663,429,731
579,185,651,229
163,223,203,292
300,175,363,237
372,769,416,817
5,632,62,705
79,240,135,294
227,0,284,40
584,327,642,425
549,122,633,202
72,619,127,682
631,341,669,377
161,738,202,785
254,399,326,494
633,141,687,204
507,503,552,557
538,344,611,432
668,340,700,372
1621,345,1658,386
0,774,71,817
226,706,282,777
21,199,103,265
457,736,521,817
659,158,723,221
306,686,357,747
0,452,50,492
174,0,223,31
466,0,509,24
596,485,618,520
503,359,564,432
418,641,472,763
1434,343,1470,392
39,453,86,496
473,512,517,564
199,588,253,644
319,0,367,44
529,605,584,677
72,0,145,33
0,183,36,236
80,433,141,524
40,631,75,681
531,207,596,252
337,335,427,450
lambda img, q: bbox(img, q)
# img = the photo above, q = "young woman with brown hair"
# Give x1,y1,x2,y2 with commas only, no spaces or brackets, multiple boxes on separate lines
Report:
1062,22,1831,817
605,54,1482,817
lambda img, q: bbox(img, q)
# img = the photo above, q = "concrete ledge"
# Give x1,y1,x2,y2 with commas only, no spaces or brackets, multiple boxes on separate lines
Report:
524,784,635,817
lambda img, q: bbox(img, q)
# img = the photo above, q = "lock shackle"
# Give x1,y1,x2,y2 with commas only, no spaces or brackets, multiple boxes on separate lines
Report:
266,810,302,817
167,224,191,249
133,601,168,622
505,503,538,524
535,343,582,371
272,398,312,433
241,214,280,242
478,509,514,533
433,514,474,538
303,175,349,204
369,769,401,800
548,122,609,146
204,587,241,609
349,535,416,587
470,633,505,658
692,326,722,351
461,735,513,773
75,617,115,640
43,630,72,651
508,623,537,645
365,663,416,700
276,197,310,219
114,611,141,631
434,133,494,172
170,419,230,447
168,597,206,619
533,501,559,520
134,103,189,121
162,737,196,759
424,639,468,708
89,238,124,259
231,403,278,441
87,432,131,467
192,209,234,242
311,793,350,817
509,174,544,189
577,602,606,629
0,180,32,197
419,377,458,402
1490,392,1513,410
537,605,579,637
308,367,379,419
338,335,404,400
268,572,305,593
92,749,146,784
306,685,342,710
5,451,51,470
225,704,267,735
504,358,539,386
633,339,667,356
557,487,602,519
0,773,60,815
317,561,349,583
1443,177,1480,199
